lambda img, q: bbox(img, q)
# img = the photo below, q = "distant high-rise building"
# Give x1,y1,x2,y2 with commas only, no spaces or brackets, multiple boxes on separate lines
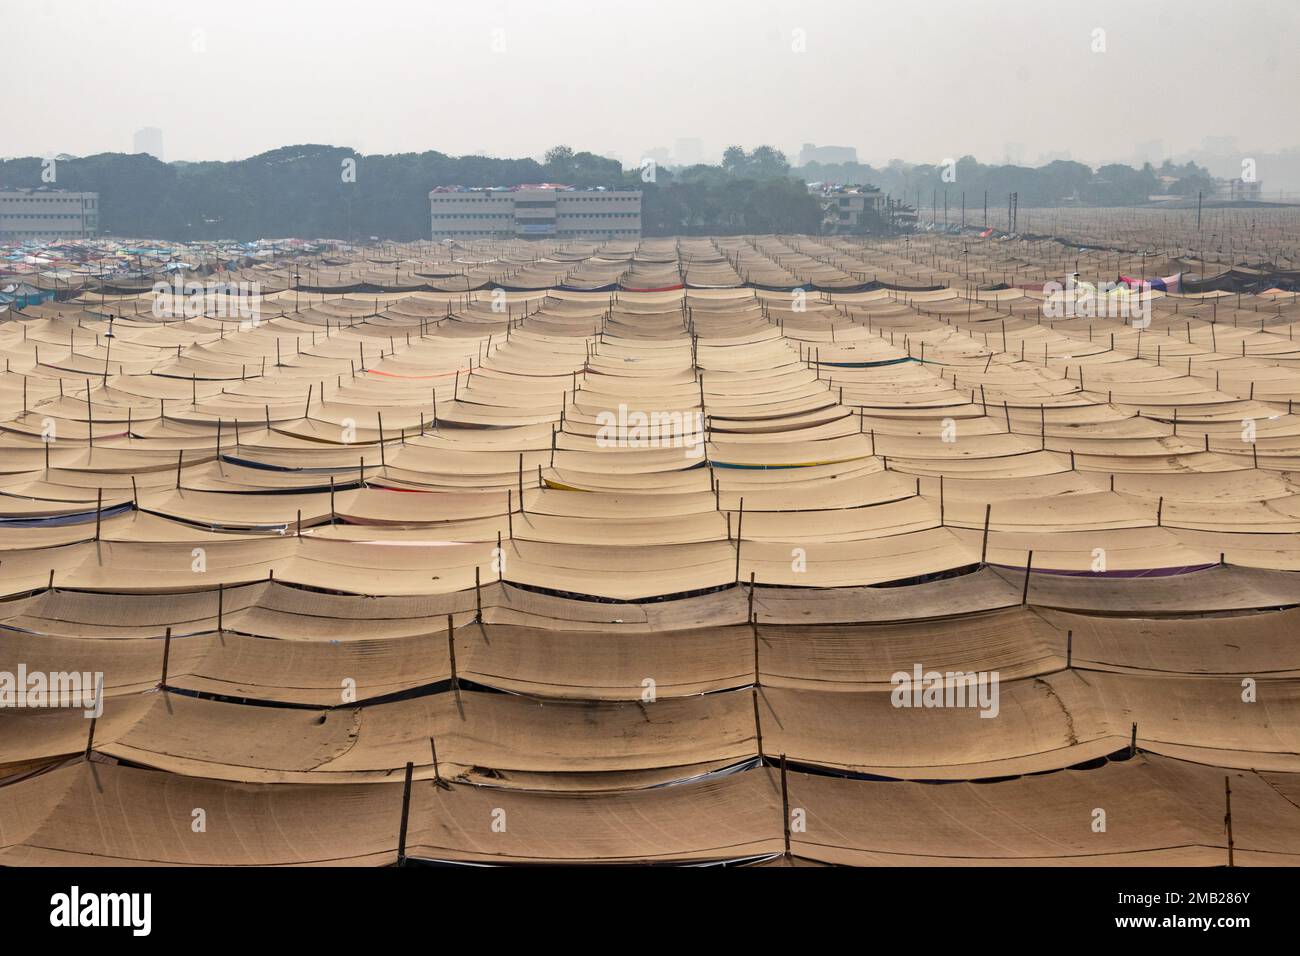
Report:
1134,140,1165,165
133,127,164,160
643,146,671,166
1202,135,1238,155
1002,142,1026,166
673,138,703,167
798,143,858,166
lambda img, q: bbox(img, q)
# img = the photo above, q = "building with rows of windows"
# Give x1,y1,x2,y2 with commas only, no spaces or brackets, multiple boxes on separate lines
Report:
429,185,641,240
0,188,99,240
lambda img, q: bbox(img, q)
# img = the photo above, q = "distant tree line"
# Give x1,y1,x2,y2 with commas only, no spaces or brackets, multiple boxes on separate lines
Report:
637,147,822,235
0,146,556,241
0,144,1209,241
800,155,1218,212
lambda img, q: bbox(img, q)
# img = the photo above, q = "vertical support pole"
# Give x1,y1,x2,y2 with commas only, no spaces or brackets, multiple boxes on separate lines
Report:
734,497,744,583
160,626,172,686
981,504,991,565
1021,550,1034,606
396,761,414,866
447,614,459,692
430,736,443,787
1225,776,1235,868
780,753,792,859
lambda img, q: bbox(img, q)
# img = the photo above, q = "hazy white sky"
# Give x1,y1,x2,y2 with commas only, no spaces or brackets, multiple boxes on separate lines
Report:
5,0,1297,167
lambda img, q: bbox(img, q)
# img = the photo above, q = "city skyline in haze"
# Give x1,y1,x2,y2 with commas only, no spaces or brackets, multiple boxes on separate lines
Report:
4,0,1297,172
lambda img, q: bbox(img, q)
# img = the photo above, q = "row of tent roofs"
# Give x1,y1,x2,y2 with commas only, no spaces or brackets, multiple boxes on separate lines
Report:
4,233,1300,865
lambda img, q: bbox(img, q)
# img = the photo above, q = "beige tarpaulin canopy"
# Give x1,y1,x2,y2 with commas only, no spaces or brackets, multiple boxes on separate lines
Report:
4,233,1300,864
3,756,1296,866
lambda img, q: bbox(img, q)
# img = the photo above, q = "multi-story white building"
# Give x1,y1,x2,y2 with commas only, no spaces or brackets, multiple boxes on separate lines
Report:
0,188,99,240
813,185,884,233
430,185,641,240
1214,177,1263,202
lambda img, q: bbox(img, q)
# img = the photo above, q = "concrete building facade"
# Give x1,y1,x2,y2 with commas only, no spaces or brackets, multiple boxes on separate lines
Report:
1214,177,1263,202
430,186,641,240
0,189,100,240
815,185,884,233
